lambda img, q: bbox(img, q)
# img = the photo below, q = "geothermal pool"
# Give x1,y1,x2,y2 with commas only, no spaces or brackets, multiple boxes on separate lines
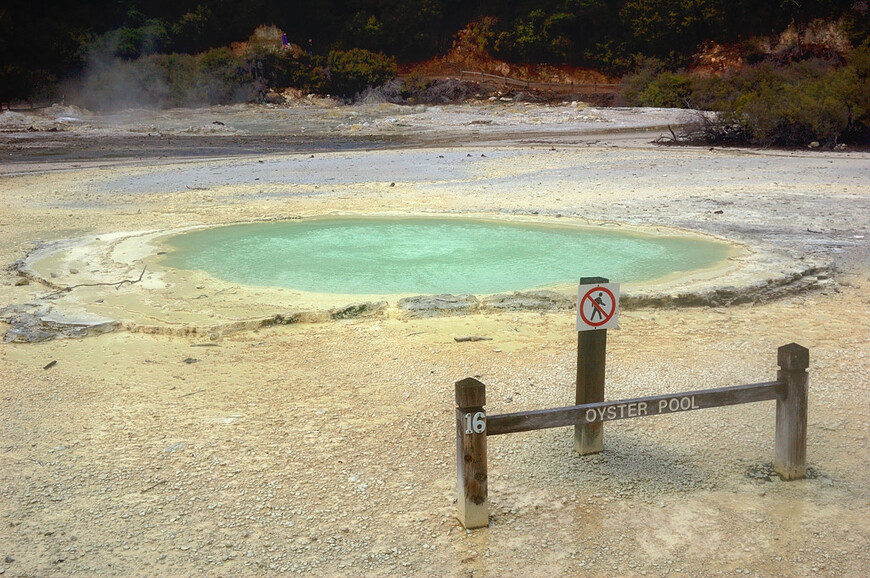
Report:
161,217,734,295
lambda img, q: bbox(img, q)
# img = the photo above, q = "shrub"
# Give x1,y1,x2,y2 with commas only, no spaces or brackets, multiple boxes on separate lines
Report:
840,41,870,141
196,47,261,103
452,18,498,57
619,56,666,106
399,71,431,99
666,44,870,147
723,58,863,146
625,41,870,148
254,49,327,95
325,48,396,97
637,71,695,108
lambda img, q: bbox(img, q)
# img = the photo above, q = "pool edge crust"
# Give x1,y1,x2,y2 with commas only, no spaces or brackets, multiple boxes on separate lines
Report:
1,263,837,342
1,218,837,342
121,264,840,337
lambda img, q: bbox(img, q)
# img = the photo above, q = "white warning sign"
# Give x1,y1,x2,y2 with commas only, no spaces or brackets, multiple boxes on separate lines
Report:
576,282,620,331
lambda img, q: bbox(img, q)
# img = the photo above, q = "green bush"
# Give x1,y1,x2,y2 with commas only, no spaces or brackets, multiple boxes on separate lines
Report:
625,43,870,147
154,54,195,105
325,48,396,97
623,44,870,147
196,47,260,103
619,57,666,105
637,71,695,108
840,41,870,141
723,55,868,146
398,71,431,99
254,49,327,95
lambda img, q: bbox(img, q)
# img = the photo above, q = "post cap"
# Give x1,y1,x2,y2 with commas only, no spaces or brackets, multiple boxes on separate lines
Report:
778,343,809,371
455,377,486,408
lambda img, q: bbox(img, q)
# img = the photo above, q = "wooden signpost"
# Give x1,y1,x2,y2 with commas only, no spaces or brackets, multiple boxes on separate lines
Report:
455,277,810,529
574,276,618,455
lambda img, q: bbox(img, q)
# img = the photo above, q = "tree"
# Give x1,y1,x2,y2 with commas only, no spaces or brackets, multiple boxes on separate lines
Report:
619,0,726,63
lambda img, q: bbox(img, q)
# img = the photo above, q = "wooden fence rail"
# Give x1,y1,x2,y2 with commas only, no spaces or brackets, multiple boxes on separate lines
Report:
455,343,809,529
487,381,784,435
458,70,619,94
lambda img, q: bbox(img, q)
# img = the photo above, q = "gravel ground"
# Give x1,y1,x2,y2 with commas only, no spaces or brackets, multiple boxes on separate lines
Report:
0,102,868,576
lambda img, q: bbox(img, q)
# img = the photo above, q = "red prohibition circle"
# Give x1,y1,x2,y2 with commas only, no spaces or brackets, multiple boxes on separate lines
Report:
580,286,616,327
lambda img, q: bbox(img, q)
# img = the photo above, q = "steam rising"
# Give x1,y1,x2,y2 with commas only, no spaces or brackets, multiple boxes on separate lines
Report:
63,32,263,111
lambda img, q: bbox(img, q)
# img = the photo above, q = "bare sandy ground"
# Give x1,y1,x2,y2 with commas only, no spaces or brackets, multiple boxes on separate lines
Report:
0,102,868,576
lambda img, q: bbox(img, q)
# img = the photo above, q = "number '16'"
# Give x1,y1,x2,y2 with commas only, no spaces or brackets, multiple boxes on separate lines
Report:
464,411,486,434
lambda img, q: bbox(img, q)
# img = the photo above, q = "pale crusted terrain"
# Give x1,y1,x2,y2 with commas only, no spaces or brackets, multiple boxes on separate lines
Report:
0,102,868,576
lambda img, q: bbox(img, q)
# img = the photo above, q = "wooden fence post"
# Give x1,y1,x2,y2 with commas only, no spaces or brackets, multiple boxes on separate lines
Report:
575,276,609,455
774,343,809,480
456,377,488,528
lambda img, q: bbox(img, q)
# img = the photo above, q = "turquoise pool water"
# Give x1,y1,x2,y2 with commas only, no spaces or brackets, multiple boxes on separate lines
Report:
162,217,733,295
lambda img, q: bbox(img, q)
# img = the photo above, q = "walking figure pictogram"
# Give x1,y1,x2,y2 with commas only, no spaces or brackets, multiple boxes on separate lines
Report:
577,282,619,331
590,292,607,321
